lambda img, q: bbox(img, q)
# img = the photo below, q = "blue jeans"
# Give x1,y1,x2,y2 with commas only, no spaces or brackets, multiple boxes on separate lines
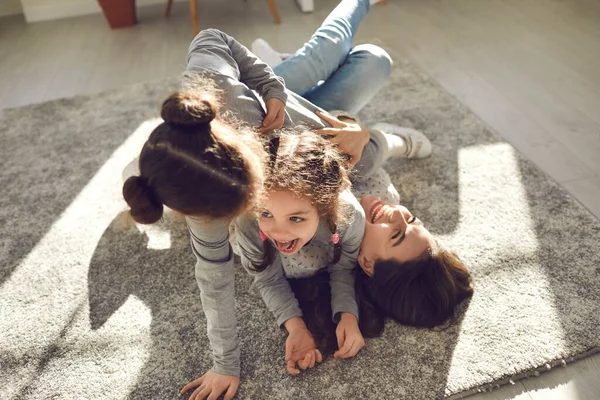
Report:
273,0,392,115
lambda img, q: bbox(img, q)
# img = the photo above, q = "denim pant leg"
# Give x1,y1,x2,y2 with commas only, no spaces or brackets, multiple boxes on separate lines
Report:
272,0,370,95
282,43,393,181
303,44,392,114
310,45,392,181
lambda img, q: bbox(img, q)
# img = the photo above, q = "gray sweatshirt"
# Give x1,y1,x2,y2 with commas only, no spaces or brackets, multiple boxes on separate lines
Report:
184,29,386,377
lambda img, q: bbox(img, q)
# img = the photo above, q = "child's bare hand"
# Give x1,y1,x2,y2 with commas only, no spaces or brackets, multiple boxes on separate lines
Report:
284,317,322,375
334,312,365,359
259,97,285,133
180,370,240,400
285,331,323,375
315,111,370,168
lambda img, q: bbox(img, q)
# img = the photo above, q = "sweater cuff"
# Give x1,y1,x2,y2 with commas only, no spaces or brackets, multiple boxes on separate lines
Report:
332,304,359,324
211,363,240,378
186,216,232,262
276,307,303,329
263,88,288,106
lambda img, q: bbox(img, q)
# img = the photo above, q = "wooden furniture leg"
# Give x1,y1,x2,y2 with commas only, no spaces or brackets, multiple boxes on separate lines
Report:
265,0,281,24
190,0,199,36
164,0,173,18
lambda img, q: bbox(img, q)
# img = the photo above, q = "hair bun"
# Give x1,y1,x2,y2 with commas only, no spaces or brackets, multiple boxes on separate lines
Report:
161,90,217,128
122,176,163,224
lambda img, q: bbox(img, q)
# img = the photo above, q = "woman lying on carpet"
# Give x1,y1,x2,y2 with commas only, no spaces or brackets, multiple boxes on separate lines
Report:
122,1,472,399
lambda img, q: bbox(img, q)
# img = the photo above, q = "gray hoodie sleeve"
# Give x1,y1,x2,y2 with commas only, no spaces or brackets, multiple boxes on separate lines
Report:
185,216,240,377
234,215,303,327
186,28,287,105
328,190,365,322
184,29,386,184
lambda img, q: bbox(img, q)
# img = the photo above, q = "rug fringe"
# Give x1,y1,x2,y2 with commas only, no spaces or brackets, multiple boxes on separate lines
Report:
445,346,600,399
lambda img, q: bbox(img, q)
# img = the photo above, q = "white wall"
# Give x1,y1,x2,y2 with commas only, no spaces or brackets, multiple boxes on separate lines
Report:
0,0,23,17
20,0,187,23
21,0,98,22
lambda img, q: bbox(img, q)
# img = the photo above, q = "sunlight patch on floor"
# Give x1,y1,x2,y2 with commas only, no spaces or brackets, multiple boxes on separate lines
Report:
0,118,161,397
446,143,567,393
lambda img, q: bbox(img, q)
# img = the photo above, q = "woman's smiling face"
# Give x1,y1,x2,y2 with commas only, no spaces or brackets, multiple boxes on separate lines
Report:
358,195,435,275
258,190,321,256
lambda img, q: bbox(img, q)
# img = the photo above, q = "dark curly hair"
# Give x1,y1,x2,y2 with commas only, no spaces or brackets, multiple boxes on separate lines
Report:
122,86,266,224
252,130,351,271
288,271,338,355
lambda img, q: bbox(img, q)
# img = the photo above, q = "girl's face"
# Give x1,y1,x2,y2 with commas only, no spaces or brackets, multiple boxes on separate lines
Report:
258,190,321,256
358,195,434,276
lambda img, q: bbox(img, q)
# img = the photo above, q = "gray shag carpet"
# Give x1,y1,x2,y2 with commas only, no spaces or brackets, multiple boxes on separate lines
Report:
2,54,600,400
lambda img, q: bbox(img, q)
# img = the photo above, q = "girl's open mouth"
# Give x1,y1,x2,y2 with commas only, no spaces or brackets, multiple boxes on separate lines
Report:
273,238,299,254
369,201,386,224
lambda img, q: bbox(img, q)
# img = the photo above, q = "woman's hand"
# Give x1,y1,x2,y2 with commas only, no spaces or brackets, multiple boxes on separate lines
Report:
259,97,286,133
180,370,240,400
284,317,323,376
315,111,371,168
333,312,365,359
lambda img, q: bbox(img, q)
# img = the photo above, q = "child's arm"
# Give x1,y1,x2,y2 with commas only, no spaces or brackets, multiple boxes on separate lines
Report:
327,191,365,322
183,216,240,399
187,29,287,102
327,191,366,358
283,317,323,376
234,215,321,374
234,215,302,327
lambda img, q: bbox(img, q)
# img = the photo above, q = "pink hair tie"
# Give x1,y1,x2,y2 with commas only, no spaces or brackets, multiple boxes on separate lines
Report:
259,230,268,242
331,232,340,244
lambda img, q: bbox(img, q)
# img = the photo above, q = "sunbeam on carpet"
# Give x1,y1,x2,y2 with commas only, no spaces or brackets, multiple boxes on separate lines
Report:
0,118,161,399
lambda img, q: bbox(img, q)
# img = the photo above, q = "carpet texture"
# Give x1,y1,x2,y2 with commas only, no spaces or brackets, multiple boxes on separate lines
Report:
2,53,600,400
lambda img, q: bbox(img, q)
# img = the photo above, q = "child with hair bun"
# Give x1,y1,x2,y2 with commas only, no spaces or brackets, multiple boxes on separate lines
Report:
233,130,366,375
123,86,268,400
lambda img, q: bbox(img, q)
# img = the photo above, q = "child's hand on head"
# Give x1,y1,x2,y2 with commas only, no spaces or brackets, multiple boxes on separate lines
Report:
284,317,323,376
334,312,365,359
259,97,286,133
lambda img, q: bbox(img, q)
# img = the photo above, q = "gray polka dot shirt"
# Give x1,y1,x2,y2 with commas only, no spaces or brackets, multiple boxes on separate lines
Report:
233,189,365,326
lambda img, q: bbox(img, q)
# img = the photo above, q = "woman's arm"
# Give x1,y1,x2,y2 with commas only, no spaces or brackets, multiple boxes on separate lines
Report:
186,29,287,105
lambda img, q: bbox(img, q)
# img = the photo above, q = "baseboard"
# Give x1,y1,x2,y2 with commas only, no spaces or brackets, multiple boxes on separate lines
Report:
23,0,188,23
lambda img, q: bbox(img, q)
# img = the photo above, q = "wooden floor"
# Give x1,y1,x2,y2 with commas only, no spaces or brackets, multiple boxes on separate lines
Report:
1,0,599,398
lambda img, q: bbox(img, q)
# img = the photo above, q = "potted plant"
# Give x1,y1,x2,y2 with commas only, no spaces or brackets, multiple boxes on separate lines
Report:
97,0,137,29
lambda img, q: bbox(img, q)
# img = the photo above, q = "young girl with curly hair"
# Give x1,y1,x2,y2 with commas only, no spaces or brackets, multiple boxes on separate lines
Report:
233,130,366,375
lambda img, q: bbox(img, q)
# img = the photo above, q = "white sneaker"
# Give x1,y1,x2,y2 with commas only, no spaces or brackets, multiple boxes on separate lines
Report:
372,122,433,159
251,38,284,68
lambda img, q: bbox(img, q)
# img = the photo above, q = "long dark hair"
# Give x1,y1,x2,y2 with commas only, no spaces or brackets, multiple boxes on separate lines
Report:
288,271,338,355
122,87,265,224
357,247,473,337
252,131,349,271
